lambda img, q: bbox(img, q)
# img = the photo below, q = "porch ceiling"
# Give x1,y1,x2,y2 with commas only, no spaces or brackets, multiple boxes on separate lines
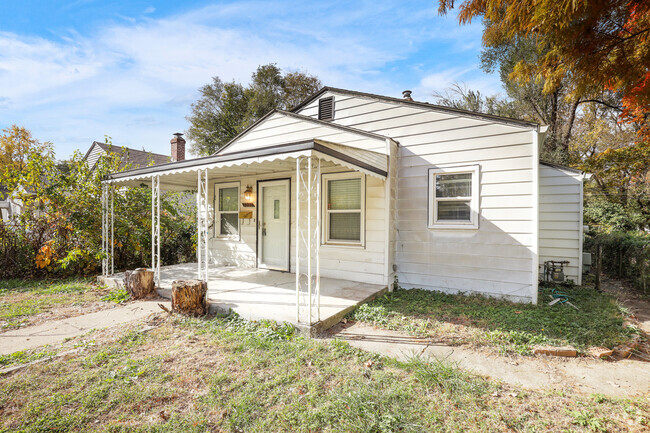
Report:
102,139,388,191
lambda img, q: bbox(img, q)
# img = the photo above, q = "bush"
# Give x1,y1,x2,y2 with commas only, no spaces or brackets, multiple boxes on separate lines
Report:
0,127,196,279
585,231,650,294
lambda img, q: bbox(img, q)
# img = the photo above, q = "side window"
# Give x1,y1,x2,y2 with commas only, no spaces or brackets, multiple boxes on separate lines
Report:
215,183,239,238
323,173,365,245
428,165,479,229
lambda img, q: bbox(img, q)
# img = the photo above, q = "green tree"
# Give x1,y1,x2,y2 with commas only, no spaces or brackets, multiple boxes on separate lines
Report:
185,78,249,158
186,64,321,156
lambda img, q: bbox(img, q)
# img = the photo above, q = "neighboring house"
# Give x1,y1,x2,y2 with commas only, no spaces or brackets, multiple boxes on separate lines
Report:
102,87,588,307
83,141,172,171
0,186,23,222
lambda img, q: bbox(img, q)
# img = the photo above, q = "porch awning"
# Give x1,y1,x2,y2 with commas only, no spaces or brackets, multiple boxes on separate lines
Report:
102,139,388,191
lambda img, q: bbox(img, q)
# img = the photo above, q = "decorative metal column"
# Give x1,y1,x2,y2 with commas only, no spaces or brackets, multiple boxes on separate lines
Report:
196,169,209,282
110,184,114,276
295,155,321,325
101,183,107,278
101,183,114,278
151,175,161,286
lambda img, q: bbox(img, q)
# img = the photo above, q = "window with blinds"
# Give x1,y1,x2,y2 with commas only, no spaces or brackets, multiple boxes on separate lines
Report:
216,183,239,237
323,173,365,244
428,165,480,229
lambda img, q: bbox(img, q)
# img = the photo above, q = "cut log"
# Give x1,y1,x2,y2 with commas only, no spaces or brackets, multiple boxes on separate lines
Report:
171,280,207,316
123,268,155,299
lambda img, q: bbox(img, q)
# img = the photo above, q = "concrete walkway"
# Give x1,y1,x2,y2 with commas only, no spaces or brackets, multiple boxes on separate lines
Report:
330,322,650,397
0,300,168,356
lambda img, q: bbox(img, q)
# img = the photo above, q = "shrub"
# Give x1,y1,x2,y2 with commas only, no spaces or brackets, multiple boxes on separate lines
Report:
586,231,650,295
0,127,196,278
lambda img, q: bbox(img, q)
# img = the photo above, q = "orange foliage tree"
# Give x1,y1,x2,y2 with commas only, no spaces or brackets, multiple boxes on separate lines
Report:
439,0,650,141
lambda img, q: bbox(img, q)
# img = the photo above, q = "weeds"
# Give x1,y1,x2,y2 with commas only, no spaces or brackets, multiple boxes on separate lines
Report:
569,410,609,432
101,288,130,304
0,349,56,367
348,285,636,354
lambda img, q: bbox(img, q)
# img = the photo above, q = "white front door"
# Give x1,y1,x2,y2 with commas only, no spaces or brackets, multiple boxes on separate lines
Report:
258,179,290,271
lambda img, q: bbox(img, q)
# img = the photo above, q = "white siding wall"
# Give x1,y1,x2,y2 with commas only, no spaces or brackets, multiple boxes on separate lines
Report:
86,144,106,169
298,91,538,302
538,165,584,284
219,112,387,155
207,167,388,285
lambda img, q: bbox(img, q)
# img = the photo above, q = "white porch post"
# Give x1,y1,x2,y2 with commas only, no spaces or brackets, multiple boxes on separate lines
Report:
295,155,321,325
151,175,161,286
101,183,107,277
196,169,209,282
196,170,202,280
295,158,300,323
101,183,114,278
110,185,114,275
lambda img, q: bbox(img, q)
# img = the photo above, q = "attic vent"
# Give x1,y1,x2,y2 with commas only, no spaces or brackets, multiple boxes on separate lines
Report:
318,96,334,121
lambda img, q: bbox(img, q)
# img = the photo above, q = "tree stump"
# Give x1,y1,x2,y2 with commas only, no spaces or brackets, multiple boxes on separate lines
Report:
123,268,155,299
171,280,207,316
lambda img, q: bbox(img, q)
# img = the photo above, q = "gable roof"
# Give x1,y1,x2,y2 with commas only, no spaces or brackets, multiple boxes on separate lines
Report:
291,87,541,130
84,141,170,169
215,109,396,156
539,160,585,175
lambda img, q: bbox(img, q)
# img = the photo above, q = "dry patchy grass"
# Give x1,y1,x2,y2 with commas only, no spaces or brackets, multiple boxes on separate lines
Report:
0,313,647,432
0,279,114,331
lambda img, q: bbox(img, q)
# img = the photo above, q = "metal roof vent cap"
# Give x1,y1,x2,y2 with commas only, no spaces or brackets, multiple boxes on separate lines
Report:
402,90,413,101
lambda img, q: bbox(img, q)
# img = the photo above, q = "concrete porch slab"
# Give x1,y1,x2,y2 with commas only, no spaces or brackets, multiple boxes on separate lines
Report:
99,263,387,335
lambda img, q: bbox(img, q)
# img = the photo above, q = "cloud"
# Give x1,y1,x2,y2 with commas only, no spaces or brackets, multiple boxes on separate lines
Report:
0,1,491,158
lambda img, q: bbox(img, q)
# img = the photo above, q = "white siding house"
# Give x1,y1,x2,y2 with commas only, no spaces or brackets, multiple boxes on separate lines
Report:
103,87,587,307
538,162,587,284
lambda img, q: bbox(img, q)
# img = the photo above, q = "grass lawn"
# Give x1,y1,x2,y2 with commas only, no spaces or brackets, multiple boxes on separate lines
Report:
0,279,115,331
1,313,648,432
348,285,639,355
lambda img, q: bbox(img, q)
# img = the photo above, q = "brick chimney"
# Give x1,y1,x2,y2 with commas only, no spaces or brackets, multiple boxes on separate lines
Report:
171,132,185,162
402,90,413,101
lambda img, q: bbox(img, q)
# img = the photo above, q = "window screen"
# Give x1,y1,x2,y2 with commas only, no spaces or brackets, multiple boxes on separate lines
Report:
217,185,239,236
326,177,362,242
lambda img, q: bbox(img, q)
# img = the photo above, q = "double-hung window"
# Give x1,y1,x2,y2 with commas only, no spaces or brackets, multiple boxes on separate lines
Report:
428,165,479,229
215,182,239,238
323,172,365,245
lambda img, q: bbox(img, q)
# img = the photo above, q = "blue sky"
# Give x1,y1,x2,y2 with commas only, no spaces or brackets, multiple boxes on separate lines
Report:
0,0,501,159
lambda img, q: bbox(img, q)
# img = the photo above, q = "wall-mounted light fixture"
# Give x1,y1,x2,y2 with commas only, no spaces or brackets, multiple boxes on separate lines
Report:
242,185,255,207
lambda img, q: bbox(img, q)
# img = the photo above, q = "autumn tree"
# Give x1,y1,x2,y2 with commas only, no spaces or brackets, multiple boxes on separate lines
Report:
0,125,55,196
438,0,650,143
0,128,196,277
186,64,321,156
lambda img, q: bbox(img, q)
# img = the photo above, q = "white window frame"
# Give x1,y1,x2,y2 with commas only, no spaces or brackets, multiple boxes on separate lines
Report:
428,165,480,230
322,172,365,247
214,181,240,239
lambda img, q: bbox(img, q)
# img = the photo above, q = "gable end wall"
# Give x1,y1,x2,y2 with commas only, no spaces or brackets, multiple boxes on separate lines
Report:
297,91,538,302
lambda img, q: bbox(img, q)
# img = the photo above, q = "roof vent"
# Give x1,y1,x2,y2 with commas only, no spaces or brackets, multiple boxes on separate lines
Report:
318,96,334,121
402,90,413,101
